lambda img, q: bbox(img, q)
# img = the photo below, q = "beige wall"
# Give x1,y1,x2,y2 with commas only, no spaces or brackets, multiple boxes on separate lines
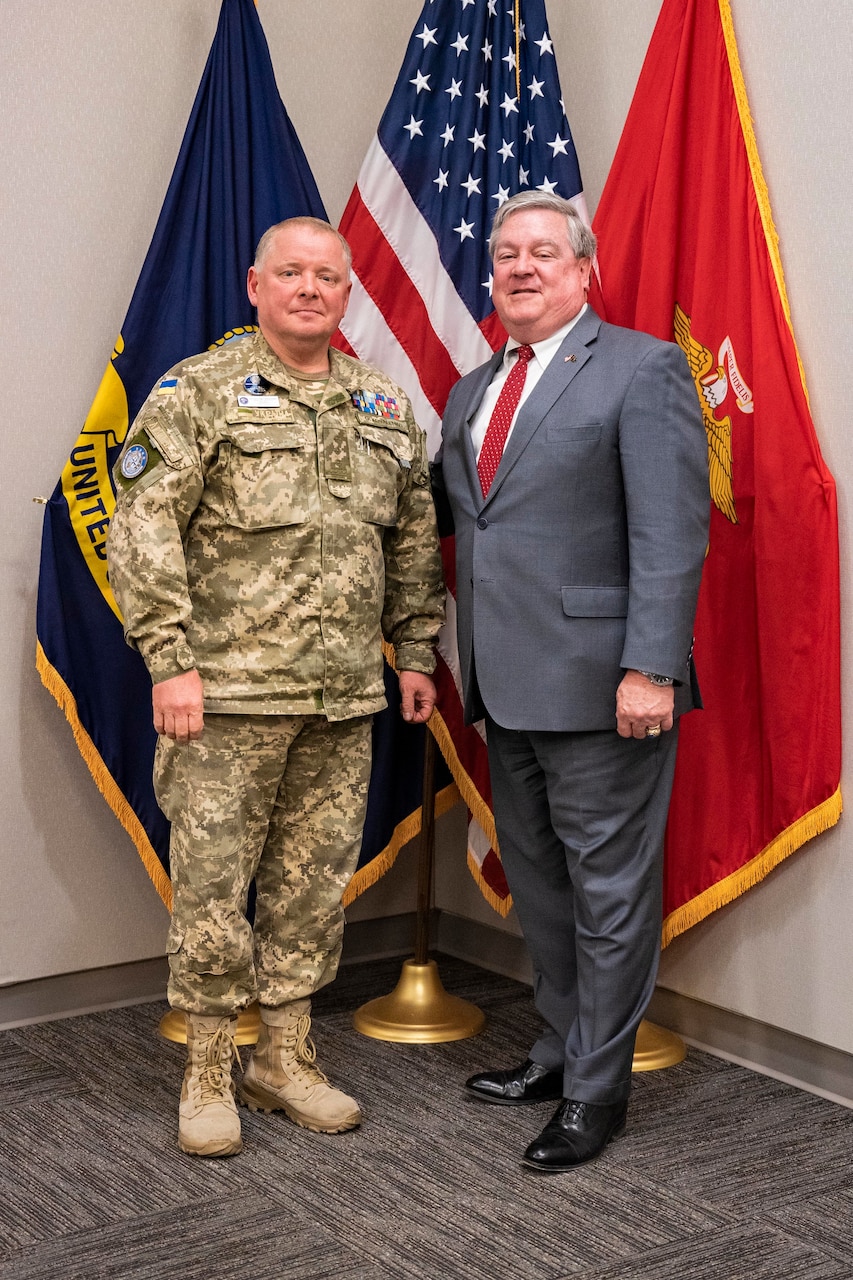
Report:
2,3,851,1053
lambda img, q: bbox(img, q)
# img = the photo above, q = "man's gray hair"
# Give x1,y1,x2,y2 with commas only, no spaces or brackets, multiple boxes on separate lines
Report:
489,191,597,262
254,217,353,275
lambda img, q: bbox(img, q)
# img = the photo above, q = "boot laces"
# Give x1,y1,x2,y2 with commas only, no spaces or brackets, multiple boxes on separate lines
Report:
196,1026,242,1104
284,1013,330,1085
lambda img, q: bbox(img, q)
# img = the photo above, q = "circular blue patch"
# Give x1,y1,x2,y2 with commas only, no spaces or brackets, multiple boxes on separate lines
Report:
121,444,148,479
243,372,265,395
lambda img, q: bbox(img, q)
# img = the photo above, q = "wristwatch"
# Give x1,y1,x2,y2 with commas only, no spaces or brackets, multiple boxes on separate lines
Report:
639,670,674,686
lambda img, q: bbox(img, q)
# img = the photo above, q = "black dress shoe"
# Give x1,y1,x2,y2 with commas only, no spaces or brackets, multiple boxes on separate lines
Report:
465,1059,564,1105
522,1098,628,1171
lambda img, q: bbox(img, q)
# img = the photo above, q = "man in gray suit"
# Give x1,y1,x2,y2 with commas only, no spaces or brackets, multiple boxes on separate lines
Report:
432,191,709,1172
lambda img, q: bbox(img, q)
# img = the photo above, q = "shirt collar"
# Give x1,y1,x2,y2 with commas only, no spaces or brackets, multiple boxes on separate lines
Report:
504,303,588,370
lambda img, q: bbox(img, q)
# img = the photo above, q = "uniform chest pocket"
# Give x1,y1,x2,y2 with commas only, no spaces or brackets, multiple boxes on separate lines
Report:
353,417,413,527
220,417,315,529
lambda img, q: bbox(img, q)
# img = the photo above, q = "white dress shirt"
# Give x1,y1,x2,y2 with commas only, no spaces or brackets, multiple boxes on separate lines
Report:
470,304,588,461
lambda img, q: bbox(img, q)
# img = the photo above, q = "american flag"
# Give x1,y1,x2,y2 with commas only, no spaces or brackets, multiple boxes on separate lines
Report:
338,0,587,910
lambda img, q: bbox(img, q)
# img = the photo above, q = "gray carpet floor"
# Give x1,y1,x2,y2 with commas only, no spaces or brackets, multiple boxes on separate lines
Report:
2,955,853,1280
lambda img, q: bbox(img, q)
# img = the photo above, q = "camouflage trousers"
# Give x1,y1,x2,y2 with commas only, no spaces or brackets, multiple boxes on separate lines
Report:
154,713,373,1016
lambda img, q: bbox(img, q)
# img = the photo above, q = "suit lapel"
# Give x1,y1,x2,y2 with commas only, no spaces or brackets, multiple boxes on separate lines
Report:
484,309,602,505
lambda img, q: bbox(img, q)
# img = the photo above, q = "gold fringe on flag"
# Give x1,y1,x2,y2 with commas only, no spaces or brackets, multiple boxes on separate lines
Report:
465,846,514,918
426,707,513,918
426,708,498,852
35,640,173,911
342,780,461,907
662,786,843,947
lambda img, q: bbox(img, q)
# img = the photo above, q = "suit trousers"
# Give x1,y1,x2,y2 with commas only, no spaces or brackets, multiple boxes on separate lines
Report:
485,716,679,1104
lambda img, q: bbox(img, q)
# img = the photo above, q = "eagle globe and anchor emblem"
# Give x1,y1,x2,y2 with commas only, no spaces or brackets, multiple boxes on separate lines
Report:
674,302,754,528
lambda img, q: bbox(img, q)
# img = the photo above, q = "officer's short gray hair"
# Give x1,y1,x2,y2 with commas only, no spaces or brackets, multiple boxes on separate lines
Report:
488,191,597,262
254,218,352,275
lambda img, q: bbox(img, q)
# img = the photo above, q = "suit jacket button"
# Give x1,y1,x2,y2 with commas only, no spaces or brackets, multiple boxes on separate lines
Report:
476,517,488,529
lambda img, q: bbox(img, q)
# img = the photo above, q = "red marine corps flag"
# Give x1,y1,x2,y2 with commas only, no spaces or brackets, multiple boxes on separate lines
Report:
592,0,841,943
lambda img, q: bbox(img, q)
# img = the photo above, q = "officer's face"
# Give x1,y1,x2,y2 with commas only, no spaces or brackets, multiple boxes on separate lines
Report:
247,224,352,354
491,208,591,344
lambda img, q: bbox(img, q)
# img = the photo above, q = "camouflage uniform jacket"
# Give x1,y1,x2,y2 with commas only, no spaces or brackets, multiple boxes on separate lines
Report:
108,332,445,720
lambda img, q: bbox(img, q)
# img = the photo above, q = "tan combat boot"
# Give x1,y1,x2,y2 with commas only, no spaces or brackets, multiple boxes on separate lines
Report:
238,998,361,1133
178,1014,242,1157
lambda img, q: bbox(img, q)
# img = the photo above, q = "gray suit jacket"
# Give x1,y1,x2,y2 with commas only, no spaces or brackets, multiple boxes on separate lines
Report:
433,308,710,731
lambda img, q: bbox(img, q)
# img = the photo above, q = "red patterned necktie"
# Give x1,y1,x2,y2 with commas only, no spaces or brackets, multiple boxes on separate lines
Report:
477,343,534,497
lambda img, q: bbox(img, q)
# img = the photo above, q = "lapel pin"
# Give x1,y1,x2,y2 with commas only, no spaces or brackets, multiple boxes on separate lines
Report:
565,354,577,362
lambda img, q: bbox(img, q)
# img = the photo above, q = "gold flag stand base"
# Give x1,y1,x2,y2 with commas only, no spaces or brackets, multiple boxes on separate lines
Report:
353,958,485,1043
632,1019,686,1071
156,1002,684,1067
158,1004,261,1047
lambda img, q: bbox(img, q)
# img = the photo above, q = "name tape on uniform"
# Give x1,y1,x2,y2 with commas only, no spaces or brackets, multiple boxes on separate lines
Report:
237,394,280,408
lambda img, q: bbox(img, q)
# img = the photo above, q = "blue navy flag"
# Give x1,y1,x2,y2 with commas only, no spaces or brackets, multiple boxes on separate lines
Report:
36,0,327,903
337,0,586,910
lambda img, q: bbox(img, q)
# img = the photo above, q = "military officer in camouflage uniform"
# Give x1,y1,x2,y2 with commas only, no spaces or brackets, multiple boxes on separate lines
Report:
108,217,445,1158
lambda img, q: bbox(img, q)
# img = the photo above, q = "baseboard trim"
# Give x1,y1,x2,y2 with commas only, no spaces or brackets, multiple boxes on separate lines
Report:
436,911,533,984
3,916,852,1109
647,986,853,1109
340,911,423,964
0,916,421,1031
0,956,170,1030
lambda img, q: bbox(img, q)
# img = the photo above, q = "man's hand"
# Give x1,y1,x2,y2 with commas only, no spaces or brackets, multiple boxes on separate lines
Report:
152,669,205,742
398,670,437,724
615,670,675,740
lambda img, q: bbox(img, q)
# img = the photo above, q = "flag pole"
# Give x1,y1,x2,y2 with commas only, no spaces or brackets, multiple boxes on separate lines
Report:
353,728,486,1043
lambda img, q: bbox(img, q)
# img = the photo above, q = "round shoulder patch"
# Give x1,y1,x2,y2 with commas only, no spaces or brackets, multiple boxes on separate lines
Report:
121,444,149,479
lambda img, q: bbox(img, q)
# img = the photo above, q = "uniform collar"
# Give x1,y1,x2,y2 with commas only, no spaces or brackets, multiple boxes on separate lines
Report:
252,331,363,400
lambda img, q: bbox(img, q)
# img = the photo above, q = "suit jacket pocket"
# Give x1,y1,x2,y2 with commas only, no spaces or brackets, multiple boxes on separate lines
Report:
546,422,602,443
561,586,629,617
